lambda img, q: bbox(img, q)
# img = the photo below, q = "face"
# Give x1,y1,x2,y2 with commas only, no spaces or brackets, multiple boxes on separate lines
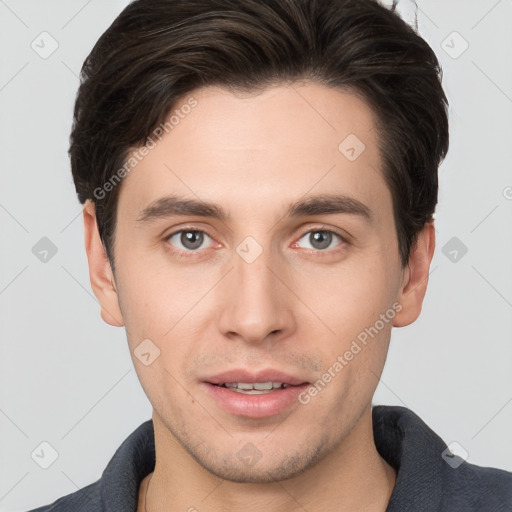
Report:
86,82,428,483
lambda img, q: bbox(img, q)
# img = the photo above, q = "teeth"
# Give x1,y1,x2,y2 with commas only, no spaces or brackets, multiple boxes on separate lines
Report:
234,383,256,390
221,382,288,393
253,382,273,390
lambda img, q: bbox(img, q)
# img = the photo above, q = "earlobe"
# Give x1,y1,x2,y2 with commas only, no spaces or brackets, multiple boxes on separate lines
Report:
83,200,124,327
393,221,435,328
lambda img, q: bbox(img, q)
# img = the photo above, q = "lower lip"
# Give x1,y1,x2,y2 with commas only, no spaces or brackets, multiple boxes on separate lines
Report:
202,382,309,418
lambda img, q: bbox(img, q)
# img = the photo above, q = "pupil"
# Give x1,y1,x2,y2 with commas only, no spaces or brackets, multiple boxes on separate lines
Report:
311,231,331,250
182,231,203,250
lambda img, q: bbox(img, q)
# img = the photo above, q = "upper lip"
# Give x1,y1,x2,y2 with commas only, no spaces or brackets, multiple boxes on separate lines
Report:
204,369,309,386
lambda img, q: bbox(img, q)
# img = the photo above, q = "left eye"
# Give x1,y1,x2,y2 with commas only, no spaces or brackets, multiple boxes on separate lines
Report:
295,230,344,251
166,230,213,252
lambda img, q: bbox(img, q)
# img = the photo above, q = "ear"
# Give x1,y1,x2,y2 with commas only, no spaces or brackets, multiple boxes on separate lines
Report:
393,221,435,327
83,200,124,327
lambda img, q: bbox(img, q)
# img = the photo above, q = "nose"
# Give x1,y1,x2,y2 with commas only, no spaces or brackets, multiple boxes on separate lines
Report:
217,242,296,346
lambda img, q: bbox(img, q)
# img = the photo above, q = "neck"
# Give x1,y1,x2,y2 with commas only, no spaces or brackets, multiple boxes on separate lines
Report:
140,405,396,512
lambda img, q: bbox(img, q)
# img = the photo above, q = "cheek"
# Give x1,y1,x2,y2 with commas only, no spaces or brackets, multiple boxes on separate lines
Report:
115,248,197,333
116,259,213,376
299,258,400,410
314,256,399,331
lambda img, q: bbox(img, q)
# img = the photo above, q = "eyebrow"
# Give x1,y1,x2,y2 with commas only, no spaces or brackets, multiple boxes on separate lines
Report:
136,193,373,224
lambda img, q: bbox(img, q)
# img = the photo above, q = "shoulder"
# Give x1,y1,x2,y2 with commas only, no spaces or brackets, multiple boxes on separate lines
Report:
25,481,102,511
26,418,154,512
372,405,512,511
28,481,103,512
442,460,512,511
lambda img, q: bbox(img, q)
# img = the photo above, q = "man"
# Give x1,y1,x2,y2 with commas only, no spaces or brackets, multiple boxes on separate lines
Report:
29,0,512,510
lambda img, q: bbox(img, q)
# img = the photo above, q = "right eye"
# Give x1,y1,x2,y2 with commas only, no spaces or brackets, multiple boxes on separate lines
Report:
165,229,215,255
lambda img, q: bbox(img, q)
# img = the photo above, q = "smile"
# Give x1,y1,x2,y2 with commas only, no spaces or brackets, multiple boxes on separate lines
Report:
214,382,290,394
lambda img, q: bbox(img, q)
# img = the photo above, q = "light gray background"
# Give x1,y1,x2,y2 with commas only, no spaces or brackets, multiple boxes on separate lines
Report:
1,1,511,510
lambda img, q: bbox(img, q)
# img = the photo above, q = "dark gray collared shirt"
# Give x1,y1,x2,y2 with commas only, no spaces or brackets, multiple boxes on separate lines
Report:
28,405,512,511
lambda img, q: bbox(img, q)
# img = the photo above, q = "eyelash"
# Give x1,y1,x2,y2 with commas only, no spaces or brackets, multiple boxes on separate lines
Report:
164,226,348,258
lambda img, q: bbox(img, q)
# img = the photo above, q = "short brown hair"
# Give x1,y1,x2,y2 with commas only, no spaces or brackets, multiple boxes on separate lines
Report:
70,0,449,272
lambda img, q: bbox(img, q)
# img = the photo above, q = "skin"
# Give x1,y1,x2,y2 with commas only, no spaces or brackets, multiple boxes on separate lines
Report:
83,82,435,511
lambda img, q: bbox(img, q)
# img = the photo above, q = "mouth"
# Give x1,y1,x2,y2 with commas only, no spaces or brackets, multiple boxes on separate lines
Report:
210,382,295,394
202,369,310,418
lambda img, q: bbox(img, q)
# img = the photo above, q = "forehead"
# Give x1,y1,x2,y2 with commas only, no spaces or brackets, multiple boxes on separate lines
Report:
174,82,380,157
117,82,389,222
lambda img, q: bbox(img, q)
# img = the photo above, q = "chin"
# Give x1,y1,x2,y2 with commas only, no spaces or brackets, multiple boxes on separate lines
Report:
189,437,330,484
